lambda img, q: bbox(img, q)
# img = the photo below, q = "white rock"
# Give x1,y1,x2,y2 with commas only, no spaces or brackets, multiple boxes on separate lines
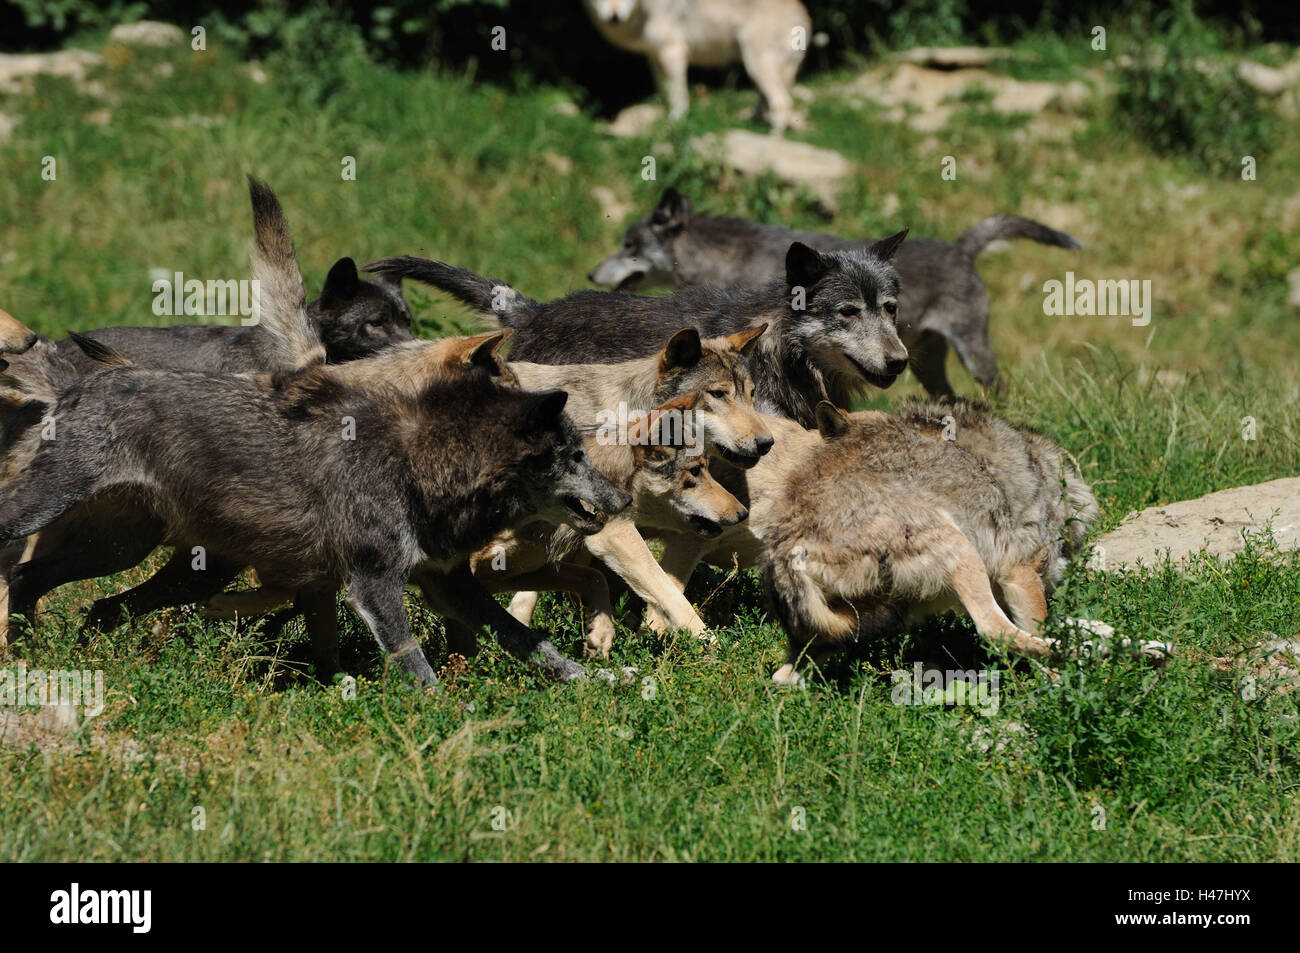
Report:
691,129,851,211
108,21,185,47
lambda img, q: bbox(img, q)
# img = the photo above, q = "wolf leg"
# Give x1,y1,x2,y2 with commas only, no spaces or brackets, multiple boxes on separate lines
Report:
347,572,439,689
582,521,710,640
943,532,1057,659
643,532,706,630
995,562,1050,635
295,582,341,684
905,330,955,397
494,564,616,659
83,550,240,633
739,31,798,134
413,565,586,682
650,41,690,120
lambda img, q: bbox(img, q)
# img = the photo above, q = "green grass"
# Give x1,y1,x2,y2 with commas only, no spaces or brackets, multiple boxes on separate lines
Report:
1,36,1298,861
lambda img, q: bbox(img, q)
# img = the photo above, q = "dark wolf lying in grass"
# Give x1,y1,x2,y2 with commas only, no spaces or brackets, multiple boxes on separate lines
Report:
589,188,1084,395
366,232,911,429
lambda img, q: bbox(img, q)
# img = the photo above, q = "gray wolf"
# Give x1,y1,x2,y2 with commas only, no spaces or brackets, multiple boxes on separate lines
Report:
366,236,910,429
0,179,418,640
582,0,811,134
761,399,1099,684
589,188,1084,395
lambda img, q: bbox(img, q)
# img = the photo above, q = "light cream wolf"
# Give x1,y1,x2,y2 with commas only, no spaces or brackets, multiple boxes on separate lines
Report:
583,0,811,134
465,392,749,659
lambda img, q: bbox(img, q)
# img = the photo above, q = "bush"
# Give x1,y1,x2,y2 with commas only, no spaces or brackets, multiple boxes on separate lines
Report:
1113,2,1281,175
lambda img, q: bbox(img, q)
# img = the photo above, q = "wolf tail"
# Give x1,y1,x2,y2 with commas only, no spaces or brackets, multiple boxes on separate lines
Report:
0,310,83,409
363,256,540,328
247,176,327,371
953,214,1083,259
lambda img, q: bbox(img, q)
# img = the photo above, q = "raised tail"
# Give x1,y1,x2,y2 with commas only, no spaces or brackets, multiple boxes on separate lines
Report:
364,255,539,328
953,214,1083,259
247,176,326,371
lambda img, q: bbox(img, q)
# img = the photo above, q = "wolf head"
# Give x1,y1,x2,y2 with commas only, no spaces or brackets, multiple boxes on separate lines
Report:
629,394,749,538
487,387,633,536
589,188,690,291
784,235,910,389
651,325,774,468
310,257,414,363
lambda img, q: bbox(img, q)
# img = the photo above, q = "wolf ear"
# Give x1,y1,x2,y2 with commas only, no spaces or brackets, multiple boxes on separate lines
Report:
785,242,833,289
651,188,692,230
725,323,767,355
523,388,569,431
659,327,703,372
869,228,909,262
321,257,361,305
814,401,853,439
454,329,514,377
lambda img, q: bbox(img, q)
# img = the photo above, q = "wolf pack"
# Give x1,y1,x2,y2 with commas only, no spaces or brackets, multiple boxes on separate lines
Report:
0,177,1172,692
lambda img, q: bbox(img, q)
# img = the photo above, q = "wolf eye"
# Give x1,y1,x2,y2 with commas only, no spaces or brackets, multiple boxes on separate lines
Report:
707,388,727,399
572,450,586,464
882,301,898,317
689,466,704,477
838,305,860,318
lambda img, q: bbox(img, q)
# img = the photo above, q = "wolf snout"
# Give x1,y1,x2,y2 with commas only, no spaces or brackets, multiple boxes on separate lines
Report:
728,505,749,526
755,435,775,457
884,355,909,377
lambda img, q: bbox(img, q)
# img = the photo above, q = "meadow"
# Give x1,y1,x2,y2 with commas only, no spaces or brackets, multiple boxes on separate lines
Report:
1,26,1298,861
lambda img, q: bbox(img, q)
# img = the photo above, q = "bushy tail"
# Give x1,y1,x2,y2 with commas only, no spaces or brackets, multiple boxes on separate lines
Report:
247,176,326,371
364,255,539,328
953,214,1083,259
0,310,81,409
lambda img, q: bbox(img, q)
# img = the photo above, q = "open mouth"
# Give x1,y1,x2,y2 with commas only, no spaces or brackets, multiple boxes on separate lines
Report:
688,514,724,538
614,271,646,291
561,495,608,535
845,354,899,390
716,445,762,469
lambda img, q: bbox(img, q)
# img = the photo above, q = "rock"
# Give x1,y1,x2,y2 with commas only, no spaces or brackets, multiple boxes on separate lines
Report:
896,46,1036,69
0,113,16,142
108,21,185,47
691,129,851,212
544,152,573,175
0,49,103,95
1287,268,1300,312
607,103,665,138
835,62,1095,132
549,99,581,118
1094,477,1300,572
591,185,635,223
1213,638,1300,697
1237,60,1292,97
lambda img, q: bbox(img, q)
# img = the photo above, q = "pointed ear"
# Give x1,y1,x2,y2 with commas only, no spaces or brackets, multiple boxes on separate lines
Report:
725,323,766,355
869,228,909,261
462,329,514,376
321,257,360,304
814,401,853,439
785,242,833,289
658,327,702,372
651,188,691,230
524,389,569,431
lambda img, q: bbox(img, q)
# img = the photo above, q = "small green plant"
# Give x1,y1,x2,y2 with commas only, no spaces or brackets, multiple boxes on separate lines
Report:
1113,3,1281,175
